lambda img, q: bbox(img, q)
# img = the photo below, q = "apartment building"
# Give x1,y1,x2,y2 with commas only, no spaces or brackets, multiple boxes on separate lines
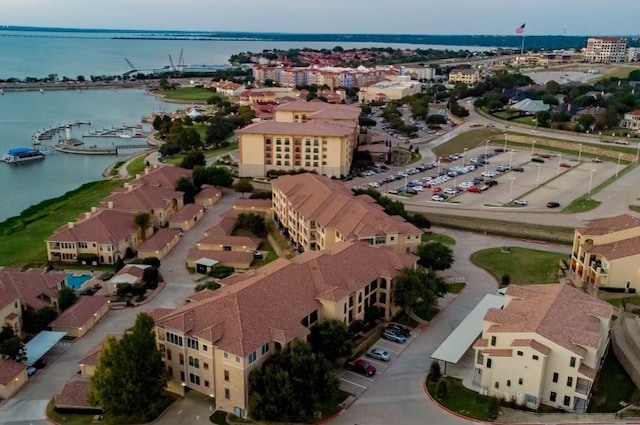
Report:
0,267,65,312
271,173,422,253
621,110,640,131
100,184,184,227
448,68,481,85
238,101,360,178
253,65,395,89
358,76,422,102
0,292,22,336
151,241,416,417
569,214,640,293
584,37,628,63
473,284,613,413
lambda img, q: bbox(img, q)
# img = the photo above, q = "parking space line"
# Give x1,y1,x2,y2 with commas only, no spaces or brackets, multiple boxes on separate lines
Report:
342,371,375,382
374,345,401,354
340,378,367,389
364,358,389,367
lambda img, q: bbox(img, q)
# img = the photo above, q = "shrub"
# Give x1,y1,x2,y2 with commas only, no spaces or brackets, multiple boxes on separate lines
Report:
195,281,221,292
116,283,133,296
131,284,146,297
142,257,161,268
488,397,500,420
429,361,442,383
436,380,448,400
207,265,235,279
501,274,511,287
348,320,365,336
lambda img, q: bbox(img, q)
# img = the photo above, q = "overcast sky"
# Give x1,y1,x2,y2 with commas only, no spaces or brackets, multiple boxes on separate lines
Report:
2,0,639,36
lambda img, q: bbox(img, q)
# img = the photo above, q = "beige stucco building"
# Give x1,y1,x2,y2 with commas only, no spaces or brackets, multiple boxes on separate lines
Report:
238,100,360,178
584,37,628,63
0,358,28,400
357,76,422,103
271,173,422,253
151,241,416,418
448,68,481,85
0,293,22,337
49,296,110,338
569,214,640,293
473,284,612,413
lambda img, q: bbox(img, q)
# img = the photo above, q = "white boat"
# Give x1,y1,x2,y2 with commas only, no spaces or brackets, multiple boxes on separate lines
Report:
118,134,133,139
3,147,45,163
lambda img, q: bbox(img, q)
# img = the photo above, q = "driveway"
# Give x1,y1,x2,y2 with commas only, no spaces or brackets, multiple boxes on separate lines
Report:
0,188,240,425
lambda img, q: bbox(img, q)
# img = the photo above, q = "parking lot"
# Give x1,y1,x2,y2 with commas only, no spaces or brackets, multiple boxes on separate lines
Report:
339,325,419,397
351,145,620,212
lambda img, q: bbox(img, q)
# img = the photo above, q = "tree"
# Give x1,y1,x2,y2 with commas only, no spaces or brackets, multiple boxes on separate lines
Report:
428,361,442,383
488,397,501,420
134,212,152,242
180,151,206,169
192,165,234,188
142,267,160,290
417,241,454,271
308,319,353,362
411,213,431,230
114,256,125,273
577,114,596,132
436,380,448,400
89,313,168,421
175,177,198,204
0,337,26,362
237,213,266,236
22,306,57,335
392,267,446,312
0,325,14,343
248,340,339,422
234,178,254,198
58,287,78,311
206,116,235,148
545,80,562,94
501,274,511,286
541,93,559,106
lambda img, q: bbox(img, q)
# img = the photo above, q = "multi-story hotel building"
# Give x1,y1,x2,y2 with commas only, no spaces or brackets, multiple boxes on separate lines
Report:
151,241,417,418
271,173,422,253
583,37,628,63
569,214,640,293
448,68,481,85
238,100,360,178
253,65,395,89
473,284,613,413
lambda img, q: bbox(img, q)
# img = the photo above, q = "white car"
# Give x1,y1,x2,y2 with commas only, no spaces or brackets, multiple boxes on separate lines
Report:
481,171,497,178
513,199,528,206
458,181,474,189
432,195,445,202
443,188,459,195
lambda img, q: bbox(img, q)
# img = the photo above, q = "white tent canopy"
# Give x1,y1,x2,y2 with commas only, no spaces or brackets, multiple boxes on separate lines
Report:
431,294,505,364
511,98,550,113
24,330,67,366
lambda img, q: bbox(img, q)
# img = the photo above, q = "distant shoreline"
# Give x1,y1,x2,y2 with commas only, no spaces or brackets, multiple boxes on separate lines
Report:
0,80,154,93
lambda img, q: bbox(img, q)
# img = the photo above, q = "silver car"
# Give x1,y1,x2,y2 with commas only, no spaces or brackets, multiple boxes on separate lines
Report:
366,348,391,362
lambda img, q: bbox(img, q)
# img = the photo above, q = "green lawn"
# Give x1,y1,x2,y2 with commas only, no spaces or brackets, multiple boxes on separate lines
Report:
446,282,466,294
563,197,602,213
607,296,640,309
427,377,492,421
431,129,503,158
421,233,456,246
471,247,567,285
253,238,279,267
0,180,123,266
414,304,439,321
630,205,640,213
164,142,239,166
588,350,639,412
127,156,147,176
512,116,537,126
265,219,295,259
159,87,219,103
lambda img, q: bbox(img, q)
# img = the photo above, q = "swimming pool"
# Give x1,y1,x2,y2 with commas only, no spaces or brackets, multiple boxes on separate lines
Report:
66,274,93,290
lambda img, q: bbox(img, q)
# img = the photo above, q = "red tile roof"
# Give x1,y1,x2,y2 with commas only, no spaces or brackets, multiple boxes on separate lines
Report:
0,358,25,386
138,228,181,252
50,296,109,328
131,165,192,188
197,234,261,250
187,249,255,266
48,209,139,244
625,110,640,117
158,241,415,357
482,348,513,357
204,217,237,236
169,204,204,223
101,185,183,212
195,186,223,201
578,214,640,236
0,267,64,310
511,339,551,356
56,381,92,408
485,284,612,357
589,235,640,260
79,335,122,367
0,292,19,310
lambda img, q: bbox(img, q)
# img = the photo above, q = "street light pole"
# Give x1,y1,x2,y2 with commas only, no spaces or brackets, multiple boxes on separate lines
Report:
503,133,508,152
578,143,582,163
509,150,514,168
437,157,441,174
484,140,489,173
557,153,562,176
616,153,623,177
588,168,595,198
531,140,536,155
509,176,516,202
463,148,468,166
536,164,541,187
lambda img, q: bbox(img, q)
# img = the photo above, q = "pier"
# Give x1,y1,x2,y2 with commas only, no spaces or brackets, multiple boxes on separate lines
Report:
83,125,148,139
53,142,151,155
32,121,91,145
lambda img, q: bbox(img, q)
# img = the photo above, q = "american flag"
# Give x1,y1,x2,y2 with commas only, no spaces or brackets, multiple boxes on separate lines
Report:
516,23,526,34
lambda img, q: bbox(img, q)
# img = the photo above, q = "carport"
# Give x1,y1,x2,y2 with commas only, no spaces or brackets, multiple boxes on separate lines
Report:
431,294,504,373
24,330,67,367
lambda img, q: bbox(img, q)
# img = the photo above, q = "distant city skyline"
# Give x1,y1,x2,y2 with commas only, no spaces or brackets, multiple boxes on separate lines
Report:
1,0,639,36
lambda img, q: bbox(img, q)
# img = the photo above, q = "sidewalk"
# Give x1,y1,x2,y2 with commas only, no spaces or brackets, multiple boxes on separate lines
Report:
497,407,618,424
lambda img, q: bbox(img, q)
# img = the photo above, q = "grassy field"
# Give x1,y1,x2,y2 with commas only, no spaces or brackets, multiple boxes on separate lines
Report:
471,247,568,285
607,296,640,308
431,129,503,158
595,66,639,81
127,155,148,176
427,377,492,421
512,116,537,126
158,87,217,103
446,282,466,294
0,180,123,266
421,232,456,246
563,197,602,213
164,142,239,166
588,351,639,412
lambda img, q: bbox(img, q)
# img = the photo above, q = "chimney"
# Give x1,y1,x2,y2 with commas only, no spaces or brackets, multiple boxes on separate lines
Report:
108,201,114,209
68,222,74,228
136,174,141,179
85,212,91,219
91,206,97,213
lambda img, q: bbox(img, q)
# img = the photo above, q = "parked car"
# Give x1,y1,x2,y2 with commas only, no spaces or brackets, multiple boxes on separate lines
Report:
468,186,482,193
27,367,37,377
512,167,525,172
486,180,498,187
386,323,411,337
559,163,571,168
513,199,528,206
250,250,263,259
547,201,560,208
348,359,376,376
432,186,442,193
432,195,446,202
592,157,603,163
531,157,545,163
366,348,391,362
382,330,407,344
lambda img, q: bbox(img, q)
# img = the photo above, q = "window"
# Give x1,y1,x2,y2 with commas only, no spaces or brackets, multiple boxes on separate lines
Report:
248,351,257,364
167,366,173,378
261,343,269,355
224,352,229,359
203,345,208,352
552,372,559,383
532,355,539,360
189,373,200,385
494,382,499,389
225,388,231,400
490,336,496,346
204,380,210,388
567,376,573,387
563,396,571,407
180,371,185,382
570,356,576,368
550,391,557,402
203,362,209,370
517,351,523,356
167,332,183,347
166,349,172,361
187,338,199,350
486,358,492,369
506,380,511,387
224,370,230,382
518,378,523,385
179,354,184,365
235,356,240,363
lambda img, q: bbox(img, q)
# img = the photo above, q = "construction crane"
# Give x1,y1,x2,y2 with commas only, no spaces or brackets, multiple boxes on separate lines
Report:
177,49,184,72
124,58,137,72
169,54,175,71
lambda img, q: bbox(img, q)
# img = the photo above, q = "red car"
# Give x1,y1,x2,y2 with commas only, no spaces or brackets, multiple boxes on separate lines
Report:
432,186,442,193
468,186,482,193
348,359,376,377
559,163,571,168
547,201,560,208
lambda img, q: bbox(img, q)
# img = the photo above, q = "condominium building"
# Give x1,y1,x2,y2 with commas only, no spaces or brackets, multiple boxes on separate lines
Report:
584,37,628,63
0,292,22,336
238,101,360,177
358,76,423,103
151,241,417,417
569,214,640,293
271,173,422,253
448,68,481,85
473,284,613,413
253,65,395,89
621,110,640,131
0,267,65,311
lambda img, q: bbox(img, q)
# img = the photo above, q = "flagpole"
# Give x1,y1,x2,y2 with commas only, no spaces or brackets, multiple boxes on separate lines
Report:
520,32,526,55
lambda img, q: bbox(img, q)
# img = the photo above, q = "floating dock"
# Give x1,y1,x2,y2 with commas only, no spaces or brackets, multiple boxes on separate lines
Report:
32,121,91,145
53,142,150,155
83,125,148,139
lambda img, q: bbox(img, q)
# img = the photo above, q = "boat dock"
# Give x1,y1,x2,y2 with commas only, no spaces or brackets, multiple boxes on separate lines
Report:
83,125,148,139
53,142,151,155
32,121,91,145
